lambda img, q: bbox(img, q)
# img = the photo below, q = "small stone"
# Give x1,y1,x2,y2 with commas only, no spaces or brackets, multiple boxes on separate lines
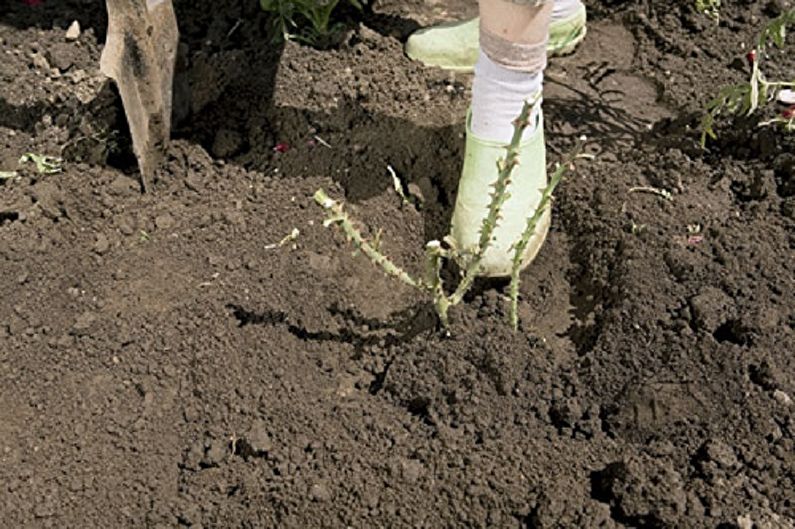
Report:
749,360,780,391
203,439,227,467
93,233,110,255
184,441,204,471
549,397,583,428
31,52,51,71
309,482,331,502
737,514,753,529
700,439,738,469
7,315,26,336
47,43,75,71
31,181,63,220
154,213,174,230
108,175,138,196
242,420,273,456
69,68,87,84
72,311,96,336
65,20,81,41
773,390,792,406
117,216,135,236
223,211,245,226
689,287,735,333
415,176,437,205
592,455,686,526
184,174,201,192
782,198,795,220
400,458,423,484
307,252,332,272
407,182,425,204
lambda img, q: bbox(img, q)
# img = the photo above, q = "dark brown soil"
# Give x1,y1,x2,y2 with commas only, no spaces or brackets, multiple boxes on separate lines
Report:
1,0,794,527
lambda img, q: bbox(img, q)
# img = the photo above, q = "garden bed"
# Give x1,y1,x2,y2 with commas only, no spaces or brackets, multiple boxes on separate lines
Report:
0,0,793,527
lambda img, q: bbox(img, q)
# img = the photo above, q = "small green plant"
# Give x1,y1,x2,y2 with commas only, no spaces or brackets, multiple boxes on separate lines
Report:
700,9,795,147
19,153,63,174
695,0,720,21
260,0,365,46
315,100,585,331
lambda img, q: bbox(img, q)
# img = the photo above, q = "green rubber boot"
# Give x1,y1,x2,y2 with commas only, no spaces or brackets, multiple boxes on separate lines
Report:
405,5,587,73
450,110,550,278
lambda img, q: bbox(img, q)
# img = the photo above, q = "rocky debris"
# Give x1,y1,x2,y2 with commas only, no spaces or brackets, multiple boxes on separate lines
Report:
549,397,583,429
108,175,139,196
749,359,782,391
65,21,81,41
117,215,136,236
31,181,64,220
695,438,740,482
236,419,273,459
529,478,614,529
592,455,687,527
773,390,792,407
309,481,331,502
71,311,97,336
93,233,110,255
154,213,174,231
399,458,423,484
202,439,228,468
31,52,52,72
782,197,795,219
47,43,76,71
690,287,735,334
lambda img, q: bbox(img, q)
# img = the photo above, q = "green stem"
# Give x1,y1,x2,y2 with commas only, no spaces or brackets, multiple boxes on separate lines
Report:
424,241,450,328
508,139,585,330
449,96,538,307
764,80,795,88
314,189,421,289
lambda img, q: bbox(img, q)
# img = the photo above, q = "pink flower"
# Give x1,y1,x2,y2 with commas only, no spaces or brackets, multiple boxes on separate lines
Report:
782,105,795,120
273,142,289,153
23,0,43,6
746,50,756,66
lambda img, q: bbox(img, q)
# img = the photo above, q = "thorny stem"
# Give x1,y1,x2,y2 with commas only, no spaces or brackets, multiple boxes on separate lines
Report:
424,241,450,329
628,186,674,201
314,189,421,289
508,138,585,330
314,98,580,332
449,96,539,307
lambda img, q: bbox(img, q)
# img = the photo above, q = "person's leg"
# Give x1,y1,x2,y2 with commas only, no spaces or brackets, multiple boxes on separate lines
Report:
450,1,553,277
472,0,550,142
405,0,586,72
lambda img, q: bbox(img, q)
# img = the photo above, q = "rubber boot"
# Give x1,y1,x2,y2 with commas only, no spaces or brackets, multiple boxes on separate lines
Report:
405,4,586,73
450,109,549,278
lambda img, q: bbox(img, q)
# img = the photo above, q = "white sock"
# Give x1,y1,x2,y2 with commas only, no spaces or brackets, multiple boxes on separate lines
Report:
470,51,543,143
553,0,583,21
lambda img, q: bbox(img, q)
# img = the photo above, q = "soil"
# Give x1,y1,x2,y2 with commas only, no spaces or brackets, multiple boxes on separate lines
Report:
1,0,794,527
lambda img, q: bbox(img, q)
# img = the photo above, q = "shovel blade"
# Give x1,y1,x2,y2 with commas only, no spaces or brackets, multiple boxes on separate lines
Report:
101,0,178,191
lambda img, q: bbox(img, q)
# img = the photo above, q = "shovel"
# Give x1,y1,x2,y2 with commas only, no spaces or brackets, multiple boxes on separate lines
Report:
100,0,178,191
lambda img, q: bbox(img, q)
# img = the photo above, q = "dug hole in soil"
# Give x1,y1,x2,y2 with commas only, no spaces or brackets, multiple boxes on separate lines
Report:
1,0,794,527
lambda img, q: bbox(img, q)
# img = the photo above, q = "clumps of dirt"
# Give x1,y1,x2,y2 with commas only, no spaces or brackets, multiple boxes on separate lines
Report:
592,454,688,527
1,0,794,528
